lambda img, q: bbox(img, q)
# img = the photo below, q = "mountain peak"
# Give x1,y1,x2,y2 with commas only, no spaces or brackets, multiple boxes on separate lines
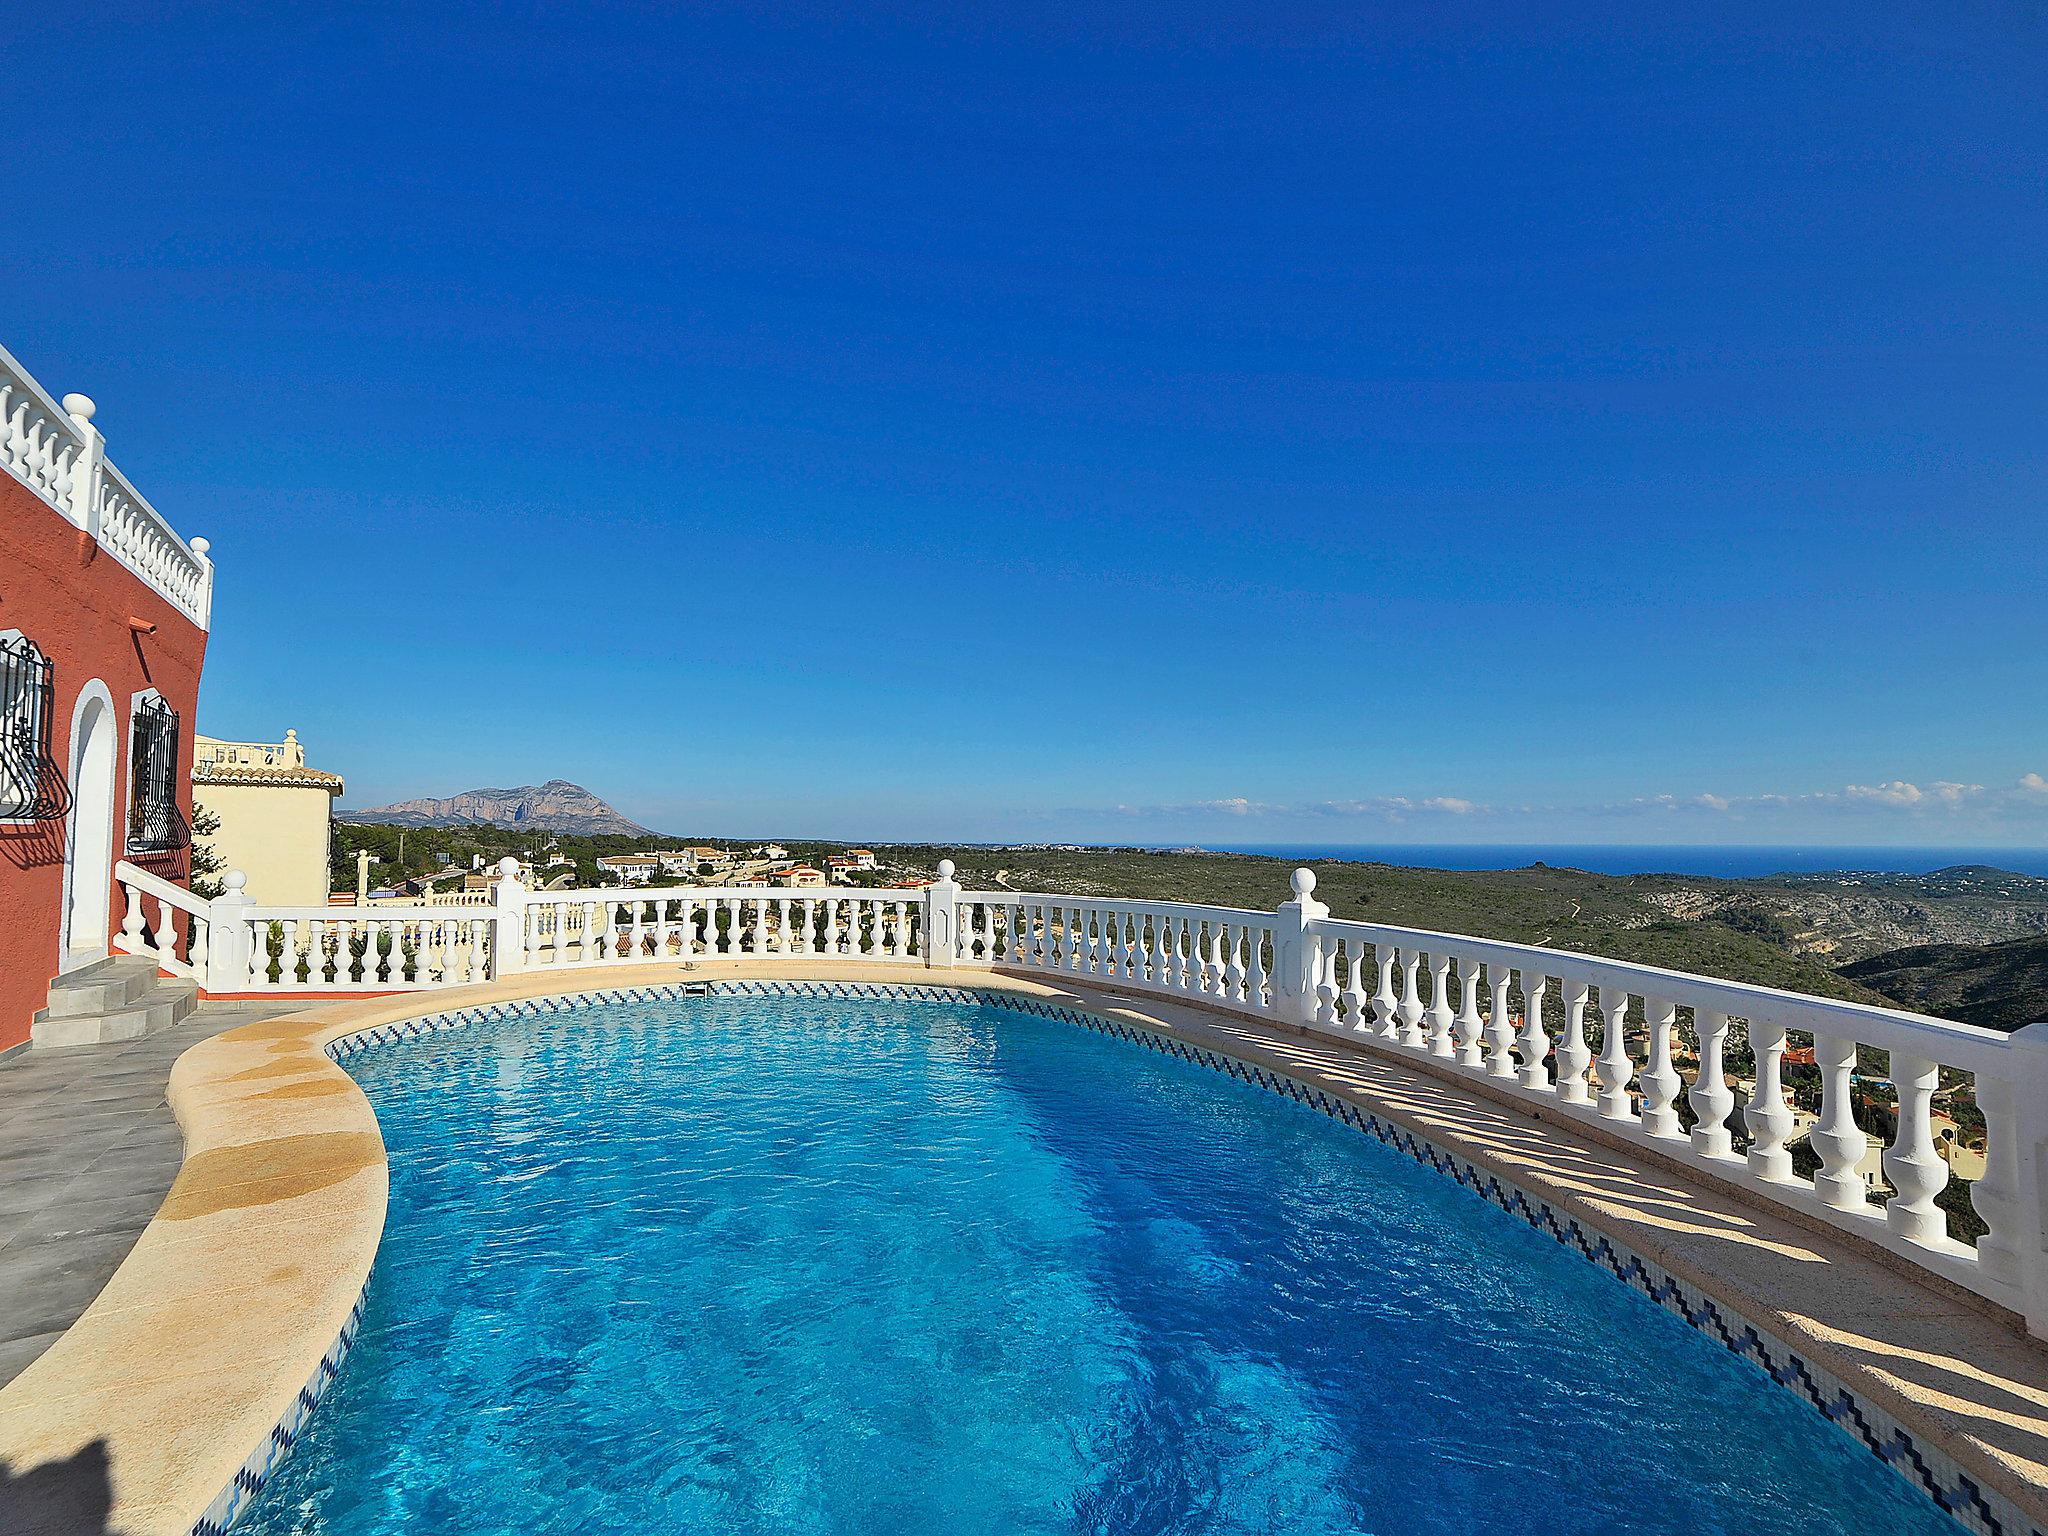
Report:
346,781,654,838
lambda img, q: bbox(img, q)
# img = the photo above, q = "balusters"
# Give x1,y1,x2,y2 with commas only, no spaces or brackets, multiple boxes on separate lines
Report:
627,900,647,961
247,918,270,987
467,917,489,983
1744,1018,1795,1181
188,911,208,980
1883,1053,1947,1243
1518,971,1551,1090
1219,925,1245,1006
1365,946,1395,1039
1331,936,1365,1026
893,899,910,959
1426,954,1457,1058
1688,1010,1736,1158
1485,964,1518,1078
1151,912,1170,986
119,880,148,949
1555,979,1592,1103
1452,961,1485,1067
1595,987,1635,1120
1810,1035,1868,1208
151,895,176,959
1247,926,1269,1011
1309,934,1337,1026
1395,951,1424,1048
279,920,304,988
1639,997,1683,1138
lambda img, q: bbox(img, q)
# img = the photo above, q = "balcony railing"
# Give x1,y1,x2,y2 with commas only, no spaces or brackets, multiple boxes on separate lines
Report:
1,342,212,628
111,857,2048,1341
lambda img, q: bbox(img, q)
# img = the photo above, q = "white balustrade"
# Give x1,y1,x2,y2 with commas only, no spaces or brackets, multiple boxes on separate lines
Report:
0,343,211,627
1286,901,2047,1334
144,857,2048,1338
111,861,209,981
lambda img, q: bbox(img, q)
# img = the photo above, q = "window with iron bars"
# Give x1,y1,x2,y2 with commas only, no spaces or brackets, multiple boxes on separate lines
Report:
128,693,186,852
1,632,59,819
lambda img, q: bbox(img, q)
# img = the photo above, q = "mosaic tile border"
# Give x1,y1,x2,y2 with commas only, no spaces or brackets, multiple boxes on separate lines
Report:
189,1277,370,1536
314,979,2029,1536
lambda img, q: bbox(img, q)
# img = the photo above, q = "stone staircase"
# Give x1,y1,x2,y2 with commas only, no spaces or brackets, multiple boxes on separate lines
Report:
33,956,201,1048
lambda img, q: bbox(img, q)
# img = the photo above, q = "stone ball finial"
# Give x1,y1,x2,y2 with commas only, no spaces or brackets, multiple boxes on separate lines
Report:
224,870,247,892
1292,867,1317,897
937,859,956,881
190,537,210,557
61,393,95,422
497,856,522,878
285,728,299,741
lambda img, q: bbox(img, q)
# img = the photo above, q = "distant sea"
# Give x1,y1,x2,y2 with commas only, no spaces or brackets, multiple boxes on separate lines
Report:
1199,844,2048,880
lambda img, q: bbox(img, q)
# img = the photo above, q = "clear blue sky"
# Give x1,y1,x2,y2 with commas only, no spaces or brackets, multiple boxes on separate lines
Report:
7,4,2044,844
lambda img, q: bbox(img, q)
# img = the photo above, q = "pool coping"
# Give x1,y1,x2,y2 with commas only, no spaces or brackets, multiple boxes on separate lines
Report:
0,960,2043,1535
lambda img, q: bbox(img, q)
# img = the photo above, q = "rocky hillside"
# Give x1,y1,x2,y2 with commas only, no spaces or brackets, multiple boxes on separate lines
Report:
347,780,652,838
1839,935,2048,1033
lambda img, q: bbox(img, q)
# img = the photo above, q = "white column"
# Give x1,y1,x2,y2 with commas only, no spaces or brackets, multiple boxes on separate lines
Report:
1518,971,1551,1091
1555,979,1592,1104
1484,964,1518,1079
61,393,102,536
1883,1052,1948,1244
1810,1034,1869,1209
1987,1024,2048,1338
924,860,960,968
1743,1018,1796,1181
1640,997,1683,1138
1689,1010,1737,1158
1595,986,1635,1120
1268,869,1328,1027
204,872,254,993
1426,953,1457,1058
490,857,529,976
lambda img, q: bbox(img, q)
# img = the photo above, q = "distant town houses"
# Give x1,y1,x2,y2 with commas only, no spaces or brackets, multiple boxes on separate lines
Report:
596,853,660,885
573,845,904,890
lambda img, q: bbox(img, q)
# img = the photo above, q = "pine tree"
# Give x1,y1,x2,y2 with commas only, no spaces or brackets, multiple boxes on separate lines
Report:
189,802,227,899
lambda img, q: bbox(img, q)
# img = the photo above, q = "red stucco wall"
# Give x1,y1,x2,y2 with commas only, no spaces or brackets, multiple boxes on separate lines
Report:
0,474,208,1052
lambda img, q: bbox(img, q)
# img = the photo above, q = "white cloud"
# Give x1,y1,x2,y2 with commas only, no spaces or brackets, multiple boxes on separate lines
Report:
2021,772,2048,797
1421,796,1476,814
1845,780,1925,805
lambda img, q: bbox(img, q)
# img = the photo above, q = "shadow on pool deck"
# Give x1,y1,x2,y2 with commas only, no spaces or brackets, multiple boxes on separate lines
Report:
0,1438,116,1535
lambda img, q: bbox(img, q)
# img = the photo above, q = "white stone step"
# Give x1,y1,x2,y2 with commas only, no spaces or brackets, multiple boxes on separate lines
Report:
37,956,158,1019
32,969,201,1049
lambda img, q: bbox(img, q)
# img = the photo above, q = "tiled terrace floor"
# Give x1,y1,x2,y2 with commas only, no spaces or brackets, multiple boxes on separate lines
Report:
0,1003,296,1388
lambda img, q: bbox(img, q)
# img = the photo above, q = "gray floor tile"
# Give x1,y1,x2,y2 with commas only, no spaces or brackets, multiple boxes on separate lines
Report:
0,1329,64,1386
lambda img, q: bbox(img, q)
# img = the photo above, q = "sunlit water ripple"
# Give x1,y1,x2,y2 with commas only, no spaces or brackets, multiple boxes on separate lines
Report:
237,994,1963,1536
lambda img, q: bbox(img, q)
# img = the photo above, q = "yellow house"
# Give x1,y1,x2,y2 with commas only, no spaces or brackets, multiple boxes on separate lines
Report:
191,729,344,906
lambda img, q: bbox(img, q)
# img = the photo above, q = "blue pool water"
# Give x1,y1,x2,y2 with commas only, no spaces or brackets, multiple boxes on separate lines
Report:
239,994,1963,1536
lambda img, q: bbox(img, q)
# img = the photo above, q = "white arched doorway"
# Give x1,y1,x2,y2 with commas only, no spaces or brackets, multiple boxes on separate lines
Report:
60,683,119,970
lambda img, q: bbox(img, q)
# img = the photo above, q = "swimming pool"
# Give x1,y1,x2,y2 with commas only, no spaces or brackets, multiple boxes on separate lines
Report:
237,988,1964,1535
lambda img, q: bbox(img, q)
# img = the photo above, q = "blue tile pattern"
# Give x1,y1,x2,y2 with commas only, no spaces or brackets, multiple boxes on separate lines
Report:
188,1280,370,1536
264,979,2028,1536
